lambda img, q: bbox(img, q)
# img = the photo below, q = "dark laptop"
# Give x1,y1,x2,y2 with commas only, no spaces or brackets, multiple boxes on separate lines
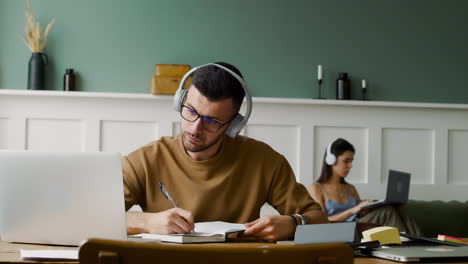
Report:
361,170,411,209
400,233,468,247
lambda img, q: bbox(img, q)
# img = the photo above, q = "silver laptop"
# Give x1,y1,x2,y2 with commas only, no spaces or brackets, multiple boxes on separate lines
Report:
370,246,468,262
0,151,127,246
361,170,411,209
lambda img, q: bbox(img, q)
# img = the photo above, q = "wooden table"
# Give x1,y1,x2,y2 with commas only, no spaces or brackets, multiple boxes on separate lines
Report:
0,241,77,264
1,240,467,264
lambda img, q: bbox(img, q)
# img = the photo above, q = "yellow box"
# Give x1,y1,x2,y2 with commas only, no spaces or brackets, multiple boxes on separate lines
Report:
362,226,401,245
155,64,191,77
151,75,192,95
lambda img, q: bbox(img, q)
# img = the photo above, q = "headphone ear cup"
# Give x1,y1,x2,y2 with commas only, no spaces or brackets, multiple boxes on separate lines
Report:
325,142,337,165
225,114,244,138
173,88,188,112
325,153,336,166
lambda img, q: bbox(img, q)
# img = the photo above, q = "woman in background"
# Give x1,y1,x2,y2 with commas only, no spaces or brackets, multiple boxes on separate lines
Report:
308,138,421,235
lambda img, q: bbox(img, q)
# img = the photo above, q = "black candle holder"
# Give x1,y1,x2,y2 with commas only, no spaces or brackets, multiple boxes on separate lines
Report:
361,87,367,100
317,79,325,99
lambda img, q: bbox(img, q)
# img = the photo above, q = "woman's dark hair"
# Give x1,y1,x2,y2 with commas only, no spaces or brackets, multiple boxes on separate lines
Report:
191,62,245,112
316,138,355,184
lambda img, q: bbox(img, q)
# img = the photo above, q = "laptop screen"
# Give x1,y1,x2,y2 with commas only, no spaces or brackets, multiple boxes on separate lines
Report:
385,170,411,204
0,151,127,246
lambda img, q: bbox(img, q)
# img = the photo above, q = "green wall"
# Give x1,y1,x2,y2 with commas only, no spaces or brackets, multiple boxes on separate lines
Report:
1,0,468,103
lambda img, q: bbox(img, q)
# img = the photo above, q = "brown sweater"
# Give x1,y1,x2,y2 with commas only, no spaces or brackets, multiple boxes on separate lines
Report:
123,134,320,223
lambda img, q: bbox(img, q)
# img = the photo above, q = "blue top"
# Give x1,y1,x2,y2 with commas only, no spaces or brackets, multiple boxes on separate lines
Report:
316,183,358,221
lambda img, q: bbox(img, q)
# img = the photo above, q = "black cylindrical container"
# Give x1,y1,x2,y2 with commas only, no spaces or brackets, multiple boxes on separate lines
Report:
64,68,76,91
27,52,48,90
336,72,350,100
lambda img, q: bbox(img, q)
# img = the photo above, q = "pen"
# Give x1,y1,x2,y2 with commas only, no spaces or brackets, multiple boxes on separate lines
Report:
159,182,194,232
159,182,178,208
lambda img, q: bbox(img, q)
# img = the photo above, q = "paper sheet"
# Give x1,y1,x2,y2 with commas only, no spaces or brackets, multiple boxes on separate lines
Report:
20,249,79,260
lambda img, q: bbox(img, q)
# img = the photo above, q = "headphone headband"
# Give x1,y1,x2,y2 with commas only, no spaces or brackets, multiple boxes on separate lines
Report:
173,63,252,138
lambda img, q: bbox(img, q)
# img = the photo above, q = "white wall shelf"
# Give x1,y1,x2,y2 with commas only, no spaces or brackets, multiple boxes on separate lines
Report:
2,89,468,110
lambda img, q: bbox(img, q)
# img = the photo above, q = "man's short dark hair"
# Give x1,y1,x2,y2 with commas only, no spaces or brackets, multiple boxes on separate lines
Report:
191,62,246,112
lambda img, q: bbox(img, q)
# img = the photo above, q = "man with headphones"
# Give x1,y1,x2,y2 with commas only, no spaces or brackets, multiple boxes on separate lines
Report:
123,62,327,242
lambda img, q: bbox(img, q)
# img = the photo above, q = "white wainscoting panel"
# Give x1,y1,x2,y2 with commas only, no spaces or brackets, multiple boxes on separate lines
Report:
100,120,159,155
381,128,434,184
448,129,468,184
172,123,180,137
0,118,8,149
26,118,83,151
1,90,468,202
245,124,300,180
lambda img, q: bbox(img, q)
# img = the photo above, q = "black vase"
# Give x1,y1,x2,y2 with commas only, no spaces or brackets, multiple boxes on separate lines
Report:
28,52,48,90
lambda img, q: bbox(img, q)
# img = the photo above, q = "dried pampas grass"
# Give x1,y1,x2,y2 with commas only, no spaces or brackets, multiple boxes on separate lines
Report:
21,0,55,52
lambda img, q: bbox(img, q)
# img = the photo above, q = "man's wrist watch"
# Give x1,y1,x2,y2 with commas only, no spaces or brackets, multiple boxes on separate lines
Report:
294,214,307,225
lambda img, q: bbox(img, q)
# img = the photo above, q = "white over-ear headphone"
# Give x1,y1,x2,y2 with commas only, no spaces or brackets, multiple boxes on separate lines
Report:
173,63,252,138
325,140,337,166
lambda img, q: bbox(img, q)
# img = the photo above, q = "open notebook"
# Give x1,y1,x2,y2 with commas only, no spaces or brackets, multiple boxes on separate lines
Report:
133,221,246,243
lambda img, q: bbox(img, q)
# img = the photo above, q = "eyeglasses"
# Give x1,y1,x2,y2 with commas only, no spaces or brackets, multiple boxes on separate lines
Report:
180,105,229,133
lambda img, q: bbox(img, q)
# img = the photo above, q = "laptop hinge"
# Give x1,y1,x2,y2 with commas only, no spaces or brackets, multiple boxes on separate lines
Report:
98,250,119,264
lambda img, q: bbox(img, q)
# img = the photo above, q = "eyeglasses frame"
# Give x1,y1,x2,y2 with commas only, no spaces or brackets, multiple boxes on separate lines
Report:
180,105,230,133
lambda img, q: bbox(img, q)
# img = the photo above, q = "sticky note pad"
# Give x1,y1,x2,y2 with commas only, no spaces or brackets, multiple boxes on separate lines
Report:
437,235,464,244
362,226,401,245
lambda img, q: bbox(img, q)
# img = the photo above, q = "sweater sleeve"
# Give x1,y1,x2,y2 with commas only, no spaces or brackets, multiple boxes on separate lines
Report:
122,156,146,211
266,156,321,214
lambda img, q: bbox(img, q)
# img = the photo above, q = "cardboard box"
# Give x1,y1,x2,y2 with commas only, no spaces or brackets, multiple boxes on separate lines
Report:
151,75,192,95
155,64,191,77
151,64,192,95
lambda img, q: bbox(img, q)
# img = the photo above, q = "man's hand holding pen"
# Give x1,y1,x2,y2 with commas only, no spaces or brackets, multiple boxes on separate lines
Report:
126,208,194,235
157,182,195,234
125,182,195,235
142,208,194,234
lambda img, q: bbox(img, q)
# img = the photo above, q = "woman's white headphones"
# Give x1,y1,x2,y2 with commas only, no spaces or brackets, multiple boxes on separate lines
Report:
325,140,337,165
173,63,252,138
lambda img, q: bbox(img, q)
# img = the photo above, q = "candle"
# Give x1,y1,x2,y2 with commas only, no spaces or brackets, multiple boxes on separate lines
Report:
362,79,367,89
318,64,322,80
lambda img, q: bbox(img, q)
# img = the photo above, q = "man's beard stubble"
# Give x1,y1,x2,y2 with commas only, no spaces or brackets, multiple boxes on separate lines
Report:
182,130,224,153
